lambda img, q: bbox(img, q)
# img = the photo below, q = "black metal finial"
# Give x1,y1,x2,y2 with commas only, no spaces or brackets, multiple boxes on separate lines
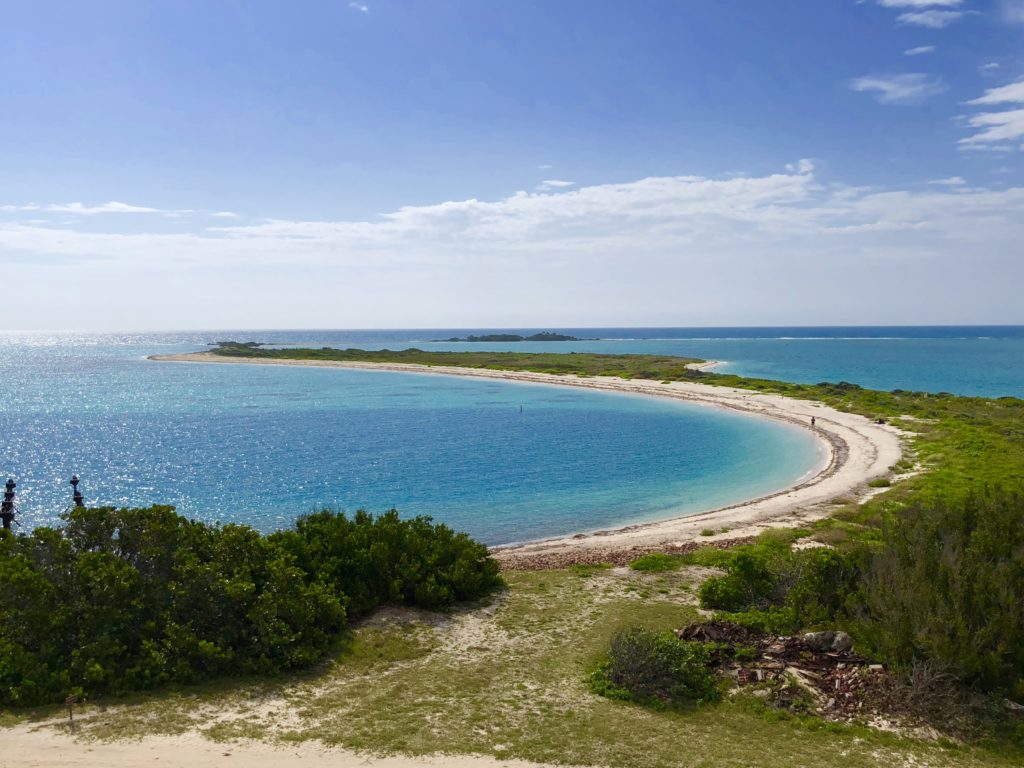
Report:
70,475,84,508
1,478,16,530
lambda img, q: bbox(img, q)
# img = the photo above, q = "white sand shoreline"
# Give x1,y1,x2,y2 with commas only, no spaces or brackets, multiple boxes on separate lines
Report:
148,352,904,561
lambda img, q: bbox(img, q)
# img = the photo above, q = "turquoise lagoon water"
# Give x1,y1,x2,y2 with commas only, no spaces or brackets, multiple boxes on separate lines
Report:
0,333,823,545
2,326,1019,545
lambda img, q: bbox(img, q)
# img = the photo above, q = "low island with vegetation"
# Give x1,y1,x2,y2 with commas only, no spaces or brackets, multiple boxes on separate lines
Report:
5,343,1024,767
440,331,586,342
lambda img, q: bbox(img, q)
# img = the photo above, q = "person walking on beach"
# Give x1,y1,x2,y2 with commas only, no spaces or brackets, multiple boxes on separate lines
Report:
811,416,816,427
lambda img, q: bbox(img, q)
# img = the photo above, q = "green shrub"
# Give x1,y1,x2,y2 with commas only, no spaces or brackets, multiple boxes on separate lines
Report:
857,488,1024,697
0,505,502,706
590,627,718,706
678,546,733,568
569,563,613,577
628,553,680,573
697,541,859,634
698,575,749,611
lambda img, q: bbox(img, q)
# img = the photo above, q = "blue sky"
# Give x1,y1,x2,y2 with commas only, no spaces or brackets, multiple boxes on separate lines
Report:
1,0,1023,329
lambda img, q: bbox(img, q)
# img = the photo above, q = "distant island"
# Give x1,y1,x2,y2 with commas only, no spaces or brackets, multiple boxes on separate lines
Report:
441,332,587,342
208,340,267,348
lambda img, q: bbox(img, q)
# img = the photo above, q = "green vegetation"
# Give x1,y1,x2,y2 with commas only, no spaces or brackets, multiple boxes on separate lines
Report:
589,627,719,706
860,489,1024,699
210,341,703,379
442,332,584,342
695,536,856,635
0,506,501,707
628,553,681,572
35,568,1020,767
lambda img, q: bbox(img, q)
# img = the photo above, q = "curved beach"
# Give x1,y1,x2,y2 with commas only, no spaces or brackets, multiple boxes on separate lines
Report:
151,352,903,564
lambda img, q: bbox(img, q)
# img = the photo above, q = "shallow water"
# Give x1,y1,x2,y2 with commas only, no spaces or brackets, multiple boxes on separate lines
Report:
0,332,821,544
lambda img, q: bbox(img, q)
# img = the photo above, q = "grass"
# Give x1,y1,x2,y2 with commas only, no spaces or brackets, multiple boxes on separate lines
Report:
210,342,703,380
25,567,1020,767
629,553,681,572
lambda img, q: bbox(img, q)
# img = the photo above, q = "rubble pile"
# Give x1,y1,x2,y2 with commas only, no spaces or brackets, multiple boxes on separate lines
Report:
676,621,892,722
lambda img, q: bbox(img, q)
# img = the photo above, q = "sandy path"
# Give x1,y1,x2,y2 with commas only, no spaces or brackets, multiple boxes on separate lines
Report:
150,353,903,563
3,728,573,768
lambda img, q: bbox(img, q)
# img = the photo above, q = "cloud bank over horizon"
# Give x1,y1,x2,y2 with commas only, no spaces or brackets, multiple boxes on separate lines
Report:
2,160,1022,329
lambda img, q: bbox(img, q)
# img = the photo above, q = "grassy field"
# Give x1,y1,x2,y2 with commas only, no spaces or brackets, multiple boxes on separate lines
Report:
14,566,1018,767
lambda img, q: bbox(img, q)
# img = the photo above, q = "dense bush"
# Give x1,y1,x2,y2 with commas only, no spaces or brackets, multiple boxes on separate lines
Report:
697,538,859,633
858,489,1024,699
0,505,502,706
272,509,501,618
590,627,718,706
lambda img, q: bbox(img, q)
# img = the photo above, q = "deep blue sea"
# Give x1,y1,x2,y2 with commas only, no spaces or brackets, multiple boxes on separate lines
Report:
1,327,1019,544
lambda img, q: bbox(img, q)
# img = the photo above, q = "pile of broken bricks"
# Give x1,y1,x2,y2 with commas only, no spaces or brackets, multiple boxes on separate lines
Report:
676,622,890,720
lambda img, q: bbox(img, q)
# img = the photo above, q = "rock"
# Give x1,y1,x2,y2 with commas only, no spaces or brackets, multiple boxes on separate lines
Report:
802,630,853,653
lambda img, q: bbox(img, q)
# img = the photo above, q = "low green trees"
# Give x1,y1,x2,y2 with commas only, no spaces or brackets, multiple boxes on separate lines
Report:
0,505,502,706
860,489,1024,699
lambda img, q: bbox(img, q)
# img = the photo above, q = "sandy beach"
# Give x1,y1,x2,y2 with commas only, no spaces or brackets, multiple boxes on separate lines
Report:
150,352,904,565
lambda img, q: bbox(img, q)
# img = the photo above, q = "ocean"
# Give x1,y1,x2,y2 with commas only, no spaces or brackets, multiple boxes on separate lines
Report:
0,327,1019,544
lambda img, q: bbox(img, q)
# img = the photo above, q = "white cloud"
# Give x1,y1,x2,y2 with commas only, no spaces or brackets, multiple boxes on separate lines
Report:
928,176,967,185
960,110,1024,148
537,164,554,170
968,80,1024,105
211,211,239,218
536,180,576,191
3,164,1023,328
349,2,369,13
45,201,161,215
897,10,964,26
849,73,946,104
980,63,1001,71
785,159,815,173
961,80,1024,150
878,0,962,6
904,45,936,56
